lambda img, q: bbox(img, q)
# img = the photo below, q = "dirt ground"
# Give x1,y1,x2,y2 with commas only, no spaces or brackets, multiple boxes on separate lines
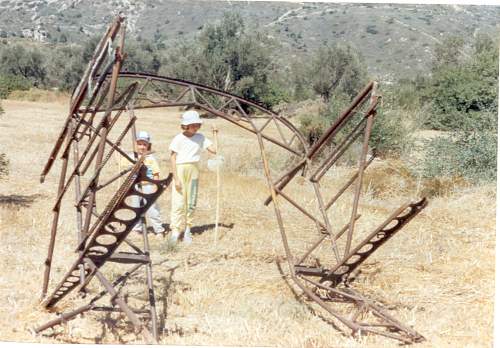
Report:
0,98,495,347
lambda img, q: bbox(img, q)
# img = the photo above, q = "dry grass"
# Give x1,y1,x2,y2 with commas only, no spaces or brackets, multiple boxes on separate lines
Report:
0,99,495,347
8,88,71,104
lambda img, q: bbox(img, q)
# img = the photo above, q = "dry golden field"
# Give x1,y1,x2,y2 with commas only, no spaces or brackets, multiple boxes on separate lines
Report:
0,97,495,347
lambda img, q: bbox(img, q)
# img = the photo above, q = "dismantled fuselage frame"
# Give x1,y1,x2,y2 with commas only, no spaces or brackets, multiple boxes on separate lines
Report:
36,15,426,344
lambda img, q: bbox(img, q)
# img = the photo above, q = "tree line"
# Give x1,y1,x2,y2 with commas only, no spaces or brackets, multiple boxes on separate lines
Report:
0,12,497,184
0,13,367,106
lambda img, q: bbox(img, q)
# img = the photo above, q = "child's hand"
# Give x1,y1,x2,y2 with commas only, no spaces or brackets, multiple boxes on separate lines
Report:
175,180,182,192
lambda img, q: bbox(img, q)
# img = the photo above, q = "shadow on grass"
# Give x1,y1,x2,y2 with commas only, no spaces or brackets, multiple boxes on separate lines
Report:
0,194,44,208
157,266,181,337
191,222,234,235
158,222,235,236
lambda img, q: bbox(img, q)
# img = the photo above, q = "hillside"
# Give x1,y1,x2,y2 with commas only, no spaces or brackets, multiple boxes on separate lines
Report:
0,1,499,82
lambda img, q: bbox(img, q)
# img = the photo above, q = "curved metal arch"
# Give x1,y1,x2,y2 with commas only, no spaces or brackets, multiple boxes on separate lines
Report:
84,71,310,158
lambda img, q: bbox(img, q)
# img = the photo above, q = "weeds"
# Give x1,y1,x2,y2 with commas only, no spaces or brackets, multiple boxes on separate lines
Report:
418,127,497,183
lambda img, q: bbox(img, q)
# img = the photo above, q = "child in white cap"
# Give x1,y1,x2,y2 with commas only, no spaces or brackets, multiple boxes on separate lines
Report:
169,110,216,244
131,131,166,235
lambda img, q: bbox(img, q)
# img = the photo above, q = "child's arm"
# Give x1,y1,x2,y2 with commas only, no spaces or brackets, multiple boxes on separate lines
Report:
151,157,160,180
207,145,217,155
170,151,182,192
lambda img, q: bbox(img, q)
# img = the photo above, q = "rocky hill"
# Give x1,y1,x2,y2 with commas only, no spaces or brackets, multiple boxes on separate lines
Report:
0,0,499,82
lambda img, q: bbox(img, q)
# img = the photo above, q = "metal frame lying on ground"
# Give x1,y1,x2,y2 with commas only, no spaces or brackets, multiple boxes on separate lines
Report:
36,14,427,344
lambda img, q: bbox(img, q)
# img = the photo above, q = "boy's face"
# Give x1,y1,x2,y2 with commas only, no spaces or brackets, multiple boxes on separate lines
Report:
185,123,201,135
136,140,149,153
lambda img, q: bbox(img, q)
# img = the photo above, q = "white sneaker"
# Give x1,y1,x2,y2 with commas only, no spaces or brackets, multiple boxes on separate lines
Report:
155,226,166,235
183,227,192,244
170,231,179,243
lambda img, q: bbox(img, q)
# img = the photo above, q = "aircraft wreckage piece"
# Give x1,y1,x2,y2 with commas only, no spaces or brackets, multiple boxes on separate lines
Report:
36,15,427,344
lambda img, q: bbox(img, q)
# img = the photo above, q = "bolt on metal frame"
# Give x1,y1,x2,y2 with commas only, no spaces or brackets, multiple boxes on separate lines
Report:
37,15,427,344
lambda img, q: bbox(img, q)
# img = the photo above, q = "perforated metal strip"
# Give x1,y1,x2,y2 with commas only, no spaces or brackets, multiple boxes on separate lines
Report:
43,158,172,308
325,198,428,280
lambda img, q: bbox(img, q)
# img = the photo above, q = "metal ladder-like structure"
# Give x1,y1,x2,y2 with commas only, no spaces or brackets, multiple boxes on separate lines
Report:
36,15,427,344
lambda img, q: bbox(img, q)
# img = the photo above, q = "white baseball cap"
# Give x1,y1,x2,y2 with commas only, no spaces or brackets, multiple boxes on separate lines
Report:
136,131,151,143
181,110,203,126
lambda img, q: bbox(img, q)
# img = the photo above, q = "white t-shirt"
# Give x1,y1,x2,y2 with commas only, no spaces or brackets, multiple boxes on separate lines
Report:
169,133,212,164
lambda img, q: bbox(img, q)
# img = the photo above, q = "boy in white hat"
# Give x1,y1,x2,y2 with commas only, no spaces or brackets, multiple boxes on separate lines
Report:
169,110,216,244
131,131,166,235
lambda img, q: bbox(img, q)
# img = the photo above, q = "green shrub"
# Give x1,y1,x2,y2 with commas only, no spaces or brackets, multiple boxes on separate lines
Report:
386,76,428,111
418,118,497,183
0,44,46,87
424,34,498,131
298,112,329,146
298,88,420,161
309,44,368,102
0,74,31,98
369,109,415,158
298,92,352,146
258,80,291,110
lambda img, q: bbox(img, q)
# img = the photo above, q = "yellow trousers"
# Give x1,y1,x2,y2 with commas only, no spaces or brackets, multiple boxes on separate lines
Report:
170,163,199,233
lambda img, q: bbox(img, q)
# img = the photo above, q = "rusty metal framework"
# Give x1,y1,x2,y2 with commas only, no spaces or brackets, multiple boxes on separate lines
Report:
36,15,427,344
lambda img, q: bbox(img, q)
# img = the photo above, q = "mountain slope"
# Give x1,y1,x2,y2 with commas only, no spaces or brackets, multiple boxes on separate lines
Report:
0,0,499,81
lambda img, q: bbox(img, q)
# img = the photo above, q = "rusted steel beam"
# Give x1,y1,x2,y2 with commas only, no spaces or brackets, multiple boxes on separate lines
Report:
263,159,307,206
95,167,132,192
272,185,326,230
40,15,125,182
309,117,367,183
51,83,138,213
346,287,425,342
86,257,157,344
75,260,144,301
306,81,374,161
140,222,159,340
41,132,71,300
34,303,95,333
75,81,111,142
92,307,151,314
298,277,420,343
253,127,296,279
76,115,137,208
291,273,360,333
311,181,341,263
325,155,375,211
80,25,127,240
79,117,136,176
343,113,375,257
111,98,295,155
70,119,86,287
107,252,150,264
76,81,137,146
295,215,361,266
195,103,303,157
36,261,145,333
270,83,379,201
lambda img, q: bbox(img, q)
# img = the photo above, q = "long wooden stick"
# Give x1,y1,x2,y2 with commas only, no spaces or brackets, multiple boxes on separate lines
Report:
212,125,220,246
